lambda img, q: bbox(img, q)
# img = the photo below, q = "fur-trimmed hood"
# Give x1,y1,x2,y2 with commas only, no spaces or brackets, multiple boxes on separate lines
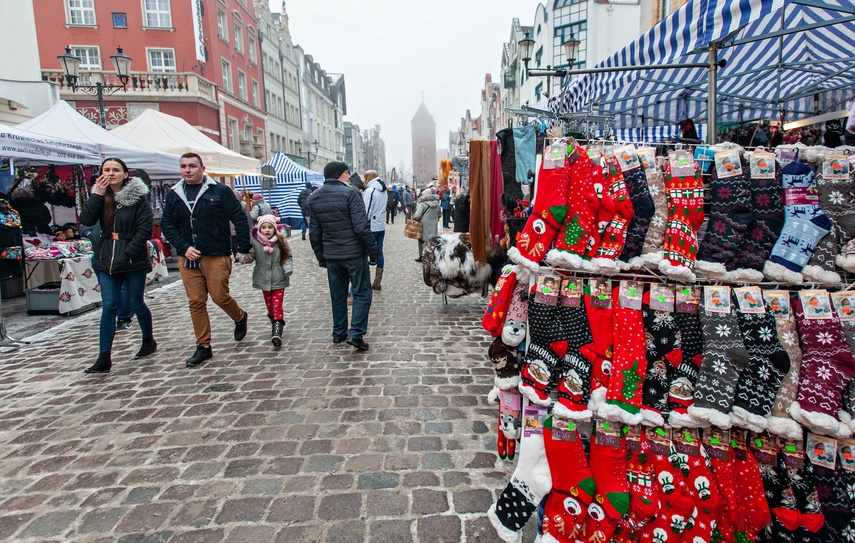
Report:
115,177,149,207
418,194,440,208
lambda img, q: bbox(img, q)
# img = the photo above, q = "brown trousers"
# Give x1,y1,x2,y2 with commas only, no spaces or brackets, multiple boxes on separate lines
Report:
179,255,244,347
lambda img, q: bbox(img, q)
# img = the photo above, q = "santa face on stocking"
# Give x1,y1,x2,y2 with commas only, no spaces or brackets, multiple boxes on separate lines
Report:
670,377,693,402
693,476,711,500
525,357,550,385
563,368,585,397
652,528,668,543
658,472,675,494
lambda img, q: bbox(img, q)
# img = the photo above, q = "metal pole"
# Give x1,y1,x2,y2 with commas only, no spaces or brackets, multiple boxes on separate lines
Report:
96,82,106,129
707,44,718,145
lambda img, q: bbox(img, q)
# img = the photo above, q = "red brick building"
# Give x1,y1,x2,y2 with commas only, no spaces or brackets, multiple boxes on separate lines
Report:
35,0,266,159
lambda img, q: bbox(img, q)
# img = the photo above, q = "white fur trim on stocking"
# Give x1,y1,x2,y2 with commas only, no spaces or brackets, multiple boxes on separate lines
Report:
546,248,585,272
836,254,855,274
540,534,560,543
730,406,769,433
725,267,765,284
587,387,607,417
597,402,644,426
763,261,804,284
619,256,646,270
658,260,696,283
507,246,541,274
488,387,500,404
495,375,522,391
552,401,593,422
764,415,803,440
694,259,728,277
788,401,844,437
668,410,710,429
639,407,665,428
589,258,619,274
518,382,554,407
512,264,532,285
642,250,664,267
687,405,734,429
800,264,841,286
487,503,524,543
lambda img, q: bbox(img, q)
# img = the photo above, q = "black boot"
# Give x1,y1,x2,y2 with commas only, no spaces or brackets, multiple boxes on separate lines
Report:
185,345,213,367
134,337,157,359
84,352,112,374
234,311,248,341
272,320,284,347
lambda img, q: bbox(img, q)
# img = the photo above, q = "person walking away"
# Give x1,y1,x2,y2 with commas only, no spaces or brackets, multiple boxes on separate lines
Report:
161,152,251,367
401,185,415,220
250,193,272,223
297,182,314,240
308,161,379,351
231,189,253,261
413,187,440,262
362,170,388,290
243,214,292,346
79,158,156,373
440,189,452,229
386,185,400,224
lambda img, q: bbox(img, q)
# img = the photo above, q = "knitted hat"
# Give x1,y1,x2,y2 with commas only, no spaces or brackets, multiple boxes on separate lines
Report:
252,193,263,201
324,161,349,179
256,214,278,229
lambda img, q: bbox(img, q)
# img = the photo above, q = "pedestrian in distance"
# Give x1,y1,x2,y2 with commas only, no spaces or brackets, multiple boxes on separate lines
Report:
250,192,272,222
79,157,156,374
386,184,400,224
362,170,388,291
242,214,293,346
401,184,415,220
440,188,452,229
161,152,251,367
413,187,440,262
308,161,380,351
297,182,315,240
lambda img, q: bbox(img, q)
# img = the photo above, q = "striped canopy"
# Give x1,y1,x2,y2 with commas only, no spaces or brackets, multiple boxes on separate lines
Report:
237,151,324,222
552,0,854,134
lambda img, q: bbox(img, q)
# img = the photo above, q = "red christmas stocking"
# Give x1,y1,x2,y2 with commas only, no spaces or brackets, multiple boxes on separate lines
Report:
581,432,630,542
583,294,614,416
658,162,705,283
482,265,517,336
638,446,696,543
590,156,635,274
584,157,617,265
612,431,659,543
734,447,772,541
676,445,723,543
547,148,601,271
709,452,740,542
600,286,648,425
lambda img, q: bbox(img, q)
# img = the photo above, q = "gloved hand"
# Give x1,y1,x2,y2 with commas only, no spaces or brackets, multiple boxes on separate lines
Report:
318,260,327,268
369,257,378,266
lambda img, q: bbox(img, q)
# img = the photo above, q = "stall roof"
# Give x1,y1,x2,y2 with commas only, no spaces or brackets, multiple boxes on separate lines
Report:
554,0,855,131
110,109,261,177
0,124,102,165
15,101,181,179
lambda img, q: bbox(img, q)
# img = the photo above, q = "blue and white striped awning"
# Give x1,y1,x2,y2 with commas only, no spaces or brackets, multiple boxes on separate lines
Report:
236,151,324,221
602,124,706,143
553,0,855,133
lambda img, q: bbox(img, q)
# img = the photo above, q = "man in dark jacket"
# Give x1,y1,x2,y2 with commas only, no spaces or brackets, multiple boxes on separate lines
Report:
161,152,252,367
385,186,400,224
308,161,379,351
297,182,314,240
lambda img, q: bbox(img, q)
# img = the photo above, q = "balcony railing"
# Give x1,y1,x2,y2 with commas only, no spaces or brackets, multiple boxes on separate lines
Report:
42,70,218,104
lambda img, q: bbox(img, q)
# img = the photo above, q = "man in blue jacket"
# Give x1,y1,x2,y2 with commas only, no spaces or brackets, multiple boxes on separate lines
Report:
308,161,379,351
161,152,251,367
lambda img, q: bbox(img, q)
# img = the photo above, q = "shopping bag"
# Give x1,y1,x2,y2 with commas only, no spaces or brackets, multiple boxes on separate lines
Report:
404,219,423,239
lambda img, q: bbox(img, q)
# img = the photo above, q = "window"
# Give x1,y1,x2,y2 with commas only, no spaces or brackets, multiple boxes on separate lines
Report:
217,9,228,41
148,49,176,72
237,70,247,100
553,22,587,68
248,34,257,64
251,80,259,107
535,82,543,101
143,0,171,28
535,47,543,68
70,47,100,71
221,59,232,92
234,21,244,54
228,118,239,152
67,0,95,25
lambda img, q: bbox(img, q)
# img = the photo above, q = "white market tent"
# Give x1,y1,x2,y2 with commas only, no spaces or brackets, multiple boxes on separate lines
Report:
0,124,102,165
552,0,855,141
110,108,261,177
16,101,181,179
237,151,324,226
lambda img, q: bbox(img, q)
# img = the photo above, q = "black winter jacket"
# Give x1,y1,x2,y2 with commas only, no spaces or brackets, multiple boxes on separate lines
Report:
298,188,313,217
308,179,379,264
79,177,153,275
161,176,250,257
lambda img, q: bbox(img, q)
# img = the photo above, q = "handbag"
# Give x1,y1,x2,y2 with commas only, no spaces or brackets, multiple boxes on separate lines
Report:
404,219,423,239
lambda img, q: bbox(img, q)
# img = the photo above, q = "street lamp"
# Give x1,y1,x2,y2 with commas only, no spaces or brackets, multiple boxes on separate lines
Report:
518,30,580,98
298,139,320,168
58,45,132,128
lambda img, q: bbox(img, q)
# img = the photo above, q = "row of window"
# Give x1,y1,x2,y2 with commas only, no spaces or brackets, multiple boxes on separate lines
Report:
67,0,172,28
70,46,175,72
221,59,259,106
216,7,257,65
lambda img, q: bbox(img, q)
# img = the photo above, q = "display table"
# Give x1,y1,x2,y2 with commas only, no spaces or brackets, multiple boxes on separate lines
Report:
24,259,62,290
25,256,101,315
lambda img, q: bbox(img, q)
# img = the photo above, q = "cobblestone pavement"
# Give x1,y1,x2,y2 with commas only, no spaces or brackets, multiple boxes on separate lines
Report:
0,221,527,542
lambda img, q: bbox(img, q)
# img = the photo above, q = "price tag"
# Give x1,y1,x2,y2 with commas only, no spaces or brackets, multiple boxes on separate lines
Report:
544,142,566,170
672,427,700,457
806,432,837,469
779,437,804,469
648,426,672,456
595,419,622,447
535,274,560,306
714,150,743,179
625,425,642,453
702,427,730,461
763,290,790,318
731,429,748,461
831,291,855,322
676,285,701,313
704,286,731,314
734,286,765,314
838,438,855,471
637,147,657,174
559,278,583,308
616,144,641,172
523,405,548,437
619,280,643,310
649,284,675,312
823,154,850,180
670,150,696,177
750,431,777,465
588,279,612,309
799,290,833,320
552,415,577,442
750,151,776,179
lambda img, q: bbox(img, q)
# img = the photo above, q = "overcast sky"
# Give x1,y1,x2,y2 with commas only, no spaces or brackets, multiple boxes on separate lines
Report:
273,0,543,173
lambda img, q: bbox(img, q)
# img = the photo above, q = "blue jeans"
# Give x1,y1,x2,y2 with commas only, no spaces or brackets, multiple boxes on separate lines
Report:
442,208,451,228
372,230,385,268
327,255,372,340
117,282,132,320
97,268,153,352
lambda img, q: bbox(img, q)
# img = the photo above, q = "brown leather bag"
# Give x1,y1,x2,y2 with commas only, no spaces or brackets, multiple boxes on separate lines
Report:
404,219,422,239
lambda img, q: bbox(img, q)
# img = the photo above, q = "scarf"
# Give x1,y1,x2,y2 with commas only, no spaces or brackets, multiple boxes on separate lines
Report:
256,230,277,253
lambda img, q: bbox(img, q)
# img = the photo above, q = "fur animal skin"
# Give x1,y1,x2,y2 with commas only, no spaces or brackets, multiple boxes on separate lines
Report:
421,233,505,296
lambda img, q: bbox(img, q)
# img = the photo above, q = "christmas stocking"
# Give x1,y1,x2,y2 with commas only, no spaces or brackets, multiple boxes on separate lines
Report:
709,450,740,542
766,304,805,440
540,418,596,543
547,147,601,271
583,294,614,416
688,298,750,429
640,290,682,427
730,160,785,282
668,311,705,428
641,169,668,266
638,445,697,543
601,286,648,425
483,265,517,336
488,423,552,542
810,463,851,541
835,164,855,272
676,445,723,543
519,298,569,405
659,162,705,283
584,156,617,266
696,154,754,278
803,164,855,284
754,450,798,543
763,162,833,284
790,294,855,438
786,457,824,538
730,302,791,432
581,431,630,542
554,304,596,421
490,337,523,390
501,281,530,348
734,446,772,542
509,159,572,273
618,163,656,269
590,157,635,274
611,431,659,543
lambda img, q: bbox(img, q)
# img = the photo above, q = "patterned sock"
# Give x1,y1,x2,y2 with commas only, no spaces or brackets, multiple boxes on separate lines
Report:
730,160,785,282
591,157,635,274
696,154,754,277
611,431,658,543
618,164,656,268
638,445,697,543
641,170,668,266
489,338,523,390
688,298,751,428
803,168,849,285
709,452,740,542
790,295,855,438
810,463,851,541
582,433,630,542
519,301,567,406
583,157,617,266
734,446,772,541
667,311,705,428
754,450,799,543
483,265,517,336
547,148,601,271
554,304,596,421
763,162,833,284
659,162,705,282
676,444,723,543
501,281,530,348
581,295,614,417
640,291,682,426
601,286,648,425
787,457,824,536
766,306,805,440
835,166,855,272
730,299,791,432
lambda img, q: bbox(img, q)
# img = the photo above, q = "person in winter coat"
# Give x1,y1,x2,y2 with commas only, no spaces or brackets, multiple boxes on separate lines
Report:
386,185,400,224
362,170,388,290
308,161,379,351
440,189,452,229
401,185,415,219
250,193,272,222
453,190,471,233
161,152,252,367
243,214,293,346
10,187,52,234
297,182,315,240
79,157,156,374
413,187,440,262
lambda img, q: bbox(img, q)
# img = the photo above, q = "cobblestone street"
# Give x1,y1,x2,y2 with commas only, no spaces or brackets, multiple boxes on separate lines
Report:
0,222,518,542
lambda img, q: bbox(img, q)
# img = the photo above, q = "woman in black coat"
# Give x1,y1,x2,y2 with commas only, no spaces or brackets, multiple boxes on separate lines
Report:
79,158,156,374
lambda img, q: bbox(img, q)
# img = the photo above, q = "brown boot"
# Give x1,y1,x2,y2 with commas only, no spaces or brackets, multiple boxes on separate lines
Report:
372,268,383,290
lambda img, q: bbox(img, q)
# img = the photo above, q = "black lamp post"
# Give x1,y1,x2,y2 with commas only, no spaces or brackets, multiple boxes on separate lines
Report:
298,139,320,168
519,30,580,98
58,45,132,128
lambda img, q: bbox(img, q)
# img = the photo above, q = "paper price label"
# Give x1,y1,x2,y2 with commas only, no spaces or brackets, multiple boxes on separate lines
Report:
831,291,855,322
559,278,583,308
618,280,643,310
714,150,743,179
552,416,577,442
702,427,730,461
763,290,790,318
704,286,731,314
637,147,657,174
676,285,701,313
779,437,804,469
800,290,833,320
670,150,696,177
750,431,777,465
616,144,641,172
823,154,850,180
523,405,548,437
735,286,765,314
649,284,675,312
672,427,700,457
648,426,672,456
595,419,622,448
589,279,612,309
838,438,855,471
535,274,560,306
750,152,776,179
806,432,837,469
